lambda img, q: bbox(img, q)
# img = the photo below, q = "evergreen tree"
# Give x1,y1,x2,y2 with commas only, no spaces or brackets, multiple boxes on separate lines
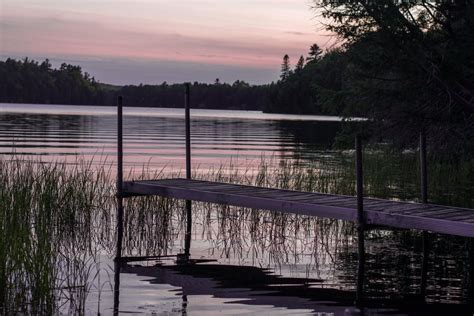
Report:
307,44,323,63
296,55,305,72
280,54,291,81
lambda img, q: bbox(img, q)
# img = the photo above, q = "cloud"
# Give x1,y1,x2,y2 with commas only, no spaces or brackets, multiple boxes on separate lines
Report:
285,31,313,36
1,0,331,83
2,13,322,68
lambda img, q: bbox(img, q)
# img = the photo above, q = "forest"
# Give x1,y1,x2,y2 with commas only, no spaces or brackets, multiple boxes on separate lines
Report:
0,58,107,105
0,58,268,111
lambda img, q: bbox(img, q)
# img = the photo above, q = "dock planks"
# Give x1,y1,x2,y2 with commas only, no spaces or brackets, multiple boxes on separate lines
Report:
123,178,474,238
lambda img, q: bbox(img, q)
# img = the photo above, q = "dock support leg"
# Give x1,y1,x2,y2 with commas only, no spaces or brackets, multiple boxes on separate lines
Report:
184,83,192,258
420,232,429,298
419,132,429,299
113,261,121,315
115,95,124,260
114,96,124,314
355,134,365,307
468,238,474,304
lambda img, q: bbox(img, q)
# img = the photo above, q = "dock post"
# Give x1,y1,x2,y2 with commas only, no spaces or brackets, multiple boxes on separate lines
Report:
114,95,124,314
419,131,429,299
355,134,365,307
115,95,124,260
469,238,474,304
184,83,192,258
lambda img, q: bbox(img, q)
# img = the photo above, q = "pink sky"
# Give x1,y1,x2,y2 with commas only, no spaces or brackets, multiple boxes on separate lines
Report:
0,0,332,84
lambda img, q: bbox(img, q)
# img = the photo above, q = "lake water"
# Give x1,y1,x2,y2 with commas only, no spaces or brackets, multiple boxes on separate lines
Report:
1,103,473,315
0,103,342,171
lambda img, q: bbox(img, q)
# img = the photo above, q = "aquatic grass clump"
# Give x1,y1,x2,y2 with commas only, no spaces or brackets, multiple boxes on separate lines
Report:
0,157,113,314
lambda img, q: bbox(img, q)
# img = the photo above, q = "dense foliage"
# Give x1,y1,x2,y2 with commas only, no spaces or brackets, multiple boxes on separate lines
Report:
317,0,474,152
120,80,268,110
0,58,107,105
267,1,474,152
264,44,348,115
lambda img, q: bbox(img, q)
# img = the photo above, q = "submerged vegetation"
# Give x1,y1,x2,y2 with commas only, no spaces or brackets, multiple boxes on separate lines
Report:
1,151,473,312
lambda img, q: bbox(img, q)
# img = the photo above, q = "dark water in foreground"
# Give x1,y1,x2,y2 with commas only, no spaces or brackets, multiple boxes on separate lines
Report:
1,103,473,315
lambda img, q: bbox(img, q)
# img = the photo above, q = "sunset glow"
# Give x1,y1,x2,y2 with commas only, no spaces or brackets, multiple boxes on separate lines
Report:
1,0,331,84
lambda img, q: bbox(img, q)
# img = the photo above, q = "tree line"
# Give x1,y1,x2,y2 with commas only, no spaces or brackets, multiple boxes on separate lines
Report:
0,58,107,105
119,80,268,110
0,58,269,110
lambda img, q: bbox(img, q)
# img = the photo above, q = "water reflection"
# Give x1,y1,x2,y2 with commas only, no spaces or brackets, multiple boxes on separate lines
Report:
116,196,473,310
113,258,473,315
0,105,343,173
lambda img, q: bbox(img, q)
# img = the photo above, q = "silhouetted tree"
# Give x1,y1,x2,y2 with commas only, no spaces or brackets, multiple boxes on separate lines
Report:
307,44,323,63
280,54,291,81
295,56,305,72
310,0,474,152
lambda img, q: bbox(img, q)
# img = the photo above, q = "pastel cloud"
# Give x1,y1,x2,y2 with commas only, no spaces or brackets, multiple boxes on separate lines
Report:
1,0,333,83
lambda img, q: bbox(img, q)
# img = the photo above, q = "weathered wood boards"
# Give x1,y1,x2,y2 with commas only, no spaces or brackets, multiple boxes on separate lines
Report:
123,178,474,238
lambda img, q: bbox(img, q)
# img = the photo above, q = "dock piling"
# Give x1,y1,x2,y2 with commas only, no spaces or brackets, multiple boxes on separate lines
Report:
469,239,474,304
116,95,124,260
184,83,192,257
114,95,124,314
467,238,474,306
355,134,365,306
419,131,429,299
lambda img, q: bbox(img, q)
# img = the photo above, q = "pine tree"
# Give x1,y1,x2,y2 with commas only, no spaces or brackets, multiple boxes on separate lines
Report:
296,55,305,72
307,44,323,63
280,54,291,81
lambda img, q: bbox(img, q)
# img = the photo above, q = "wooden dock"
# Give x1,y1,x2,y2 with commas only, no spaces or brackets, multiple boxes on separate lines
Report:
114,86,474,307
123,178,474,238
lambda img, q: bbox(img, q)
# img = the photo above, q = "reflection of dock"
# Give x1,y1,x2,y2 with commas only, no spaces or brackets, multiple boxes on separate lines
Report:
114,86,474,310
123,178,474,238
118,262,473,315
121,262,352,313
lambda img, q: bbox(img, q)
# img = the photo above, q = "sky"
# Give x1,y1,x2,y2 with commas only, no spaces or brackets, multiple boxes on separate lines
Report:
0,0,332,85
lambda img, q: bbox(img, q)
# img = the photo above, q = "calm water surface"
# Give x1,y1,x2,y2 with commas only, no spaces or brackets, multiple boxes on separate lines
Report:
0,103,342,172
1,103,472,315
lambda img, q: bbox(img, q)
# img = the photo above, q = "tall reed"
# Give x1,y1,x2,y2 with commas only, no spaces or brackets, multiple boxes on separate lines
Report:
0,157,112,314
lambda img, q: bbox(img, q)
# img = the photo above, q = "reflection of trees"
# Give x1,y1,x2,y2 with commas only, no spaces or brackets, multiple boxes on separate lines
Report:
275,120,342,164
0,113,87,148
277,120,342,148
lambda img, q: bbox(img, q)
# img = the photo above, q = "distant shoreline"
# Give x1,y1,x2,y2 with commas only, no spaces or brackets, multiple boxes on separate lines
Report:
0,102,358,122
0,101,257,111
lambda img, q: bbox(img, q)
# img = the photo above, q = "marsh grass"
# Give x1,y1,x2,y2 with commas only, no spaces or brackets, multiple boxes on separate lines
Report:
1,150,473,313
0,157,113,314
